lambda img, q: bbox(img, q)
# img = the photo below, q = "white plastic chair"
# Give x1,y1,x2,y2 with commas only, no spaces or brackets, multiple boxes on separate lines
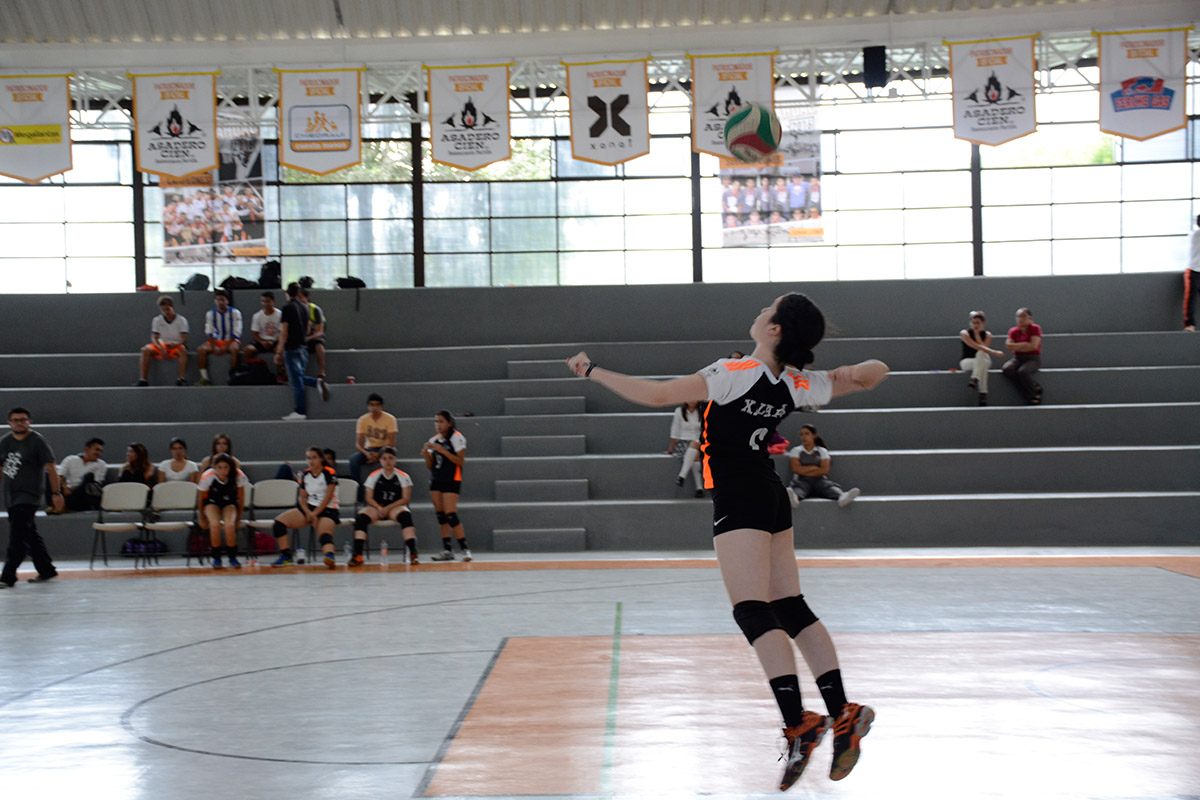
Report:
143,481,200,566
242,480,298,558
90,483,150,569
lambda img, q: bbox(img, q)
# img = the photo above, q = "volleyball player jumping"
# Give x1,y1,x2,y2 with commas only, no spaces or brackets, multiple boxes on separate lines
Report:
567,292,888,790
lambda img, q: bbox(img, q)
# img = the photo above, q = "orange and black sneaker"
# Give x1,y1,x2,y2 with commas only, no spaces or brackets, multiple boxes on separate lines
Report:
779,711,831,791
347,554,364,568
829,702,874,781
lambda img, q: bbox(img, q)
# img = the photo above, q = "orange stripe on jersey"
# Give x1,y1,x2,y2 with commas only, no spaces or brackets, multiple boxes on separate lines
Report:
791,373,810,390
454,464,463,481
723,359,761,371
699,400,715,490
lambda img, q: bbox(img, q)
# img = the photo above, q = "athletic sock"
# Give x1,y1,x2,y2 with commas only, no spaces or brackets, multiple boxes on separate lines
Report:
816,669,848,718
769,675,805,728
200,368,209,379
405,539,418,555
354,513,370,533
457,536,470,551
352,538,365,556
280,548,293,559
441,537,452,552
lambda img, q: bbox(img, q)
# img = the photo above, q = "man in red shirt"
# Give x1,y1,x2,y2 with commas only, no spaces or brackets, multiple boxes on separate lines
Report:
1003,307,1043,405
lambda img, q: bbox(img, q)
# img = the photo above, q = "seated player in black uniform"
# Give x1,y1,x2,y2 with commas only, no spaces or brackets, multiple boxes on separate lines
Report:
566,293,889,791
197,453,247,569
351,447,419,566
270,447,339,569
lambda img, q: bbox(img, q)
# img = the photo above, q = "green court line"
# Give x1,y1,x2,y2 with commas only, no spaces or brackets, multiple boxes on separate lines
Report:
600,601,623,794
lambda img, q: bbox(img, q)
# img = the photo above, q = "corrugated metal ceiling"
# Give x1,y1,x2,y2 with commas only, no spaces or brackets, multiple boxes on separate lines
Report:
0,0,1102,44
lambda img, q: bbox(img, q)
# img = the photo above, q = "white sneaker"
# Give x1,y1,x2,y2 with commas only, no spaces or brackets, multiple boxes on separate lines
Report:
786,487,800,508
838,488,861,508
461,548,472,562
282,411,307,421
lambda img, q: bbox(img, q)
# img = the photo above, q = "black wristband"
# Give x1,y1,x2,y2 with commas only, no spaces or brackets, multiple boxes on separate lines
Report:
585,362,598,377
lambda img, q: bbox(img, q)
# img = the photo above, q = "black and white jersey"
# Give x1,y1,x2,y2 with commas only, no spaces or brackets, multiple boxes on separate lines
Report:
428,431,466,482
198,468,247,506
298,466,338,509
364,468,412,508
698,357,832,485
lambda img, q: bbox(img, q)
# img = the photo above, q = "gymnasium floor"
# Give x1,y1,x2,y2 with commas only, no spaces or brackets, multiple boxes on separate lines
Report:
1,547,1197,800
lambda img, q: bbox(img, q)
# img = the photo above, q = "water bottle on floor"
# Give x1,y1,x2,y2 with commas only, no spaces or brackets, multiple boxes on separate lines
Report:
380,540,388,566
295,546,306,565
344,541,351,561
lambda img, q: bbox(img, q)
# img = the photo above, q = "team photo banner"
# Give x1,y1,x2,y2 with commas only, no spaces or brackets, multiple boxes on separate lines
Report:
277,65,363,175
564,58,650,165
0,72,72,183
948,35,1037,146
689,52,775,158
131,70,218,179
1097,27,1190,141
427,63,511,171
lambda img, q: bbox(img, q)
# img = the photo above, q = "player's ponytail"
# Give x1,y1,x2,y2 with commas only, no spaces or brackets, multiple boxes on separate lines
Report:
771,293,825,369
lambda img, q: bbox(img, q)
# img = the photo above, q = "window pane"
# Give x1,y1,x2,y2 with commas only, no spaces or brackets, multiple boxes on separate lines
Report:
982,168,1051,205
281,220,347,254
703,247,769,283
835,210,903,245
837,245,905,280
559,251,625,285
1121,127,1185,162
144,222,164,256
838,129,969,172
69,143,122,183
347,219,413,254
835,173,903,210
491,182,555,217
65,186,133,222
984,241,1051,276
560,217,624,250
1121,235,1188,273
425,219,489,252
347,184,412,219
1122,163,1190,201
65,223,132,256
555,140,617,178
279,185,346,220
426,254,490,287
66,257,135,292
1052,239,1120,275
348,254,414,288
983,205,1051,241
904,243,973,278
557,181,623,216
647,110,691,136
143,187,163,223
424,182,489,218
491,218,555,252
3,223,65,257
769,245,837,282
905,208,971,243
625,250,691,284
624,178,691,215
625,214,691,249
979,123,1115,168
492,252,558,286
903,171,971,208
281,255,347,288
624,137,691,177
1051,165,1119,203
0,187,64,222
1052,203,1120,239
1123,200,1193,237
0,259,66,292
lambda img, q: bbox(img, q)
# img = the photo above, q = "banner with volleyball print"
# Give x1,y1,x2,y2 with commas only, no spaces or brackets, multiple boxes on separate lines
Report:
427,63,511,171
564,58,650,165
277,65,363,175
689,52,775,158
1097,27,1190,141
131,70,219,179
0,72,72,183
947,35,1037,146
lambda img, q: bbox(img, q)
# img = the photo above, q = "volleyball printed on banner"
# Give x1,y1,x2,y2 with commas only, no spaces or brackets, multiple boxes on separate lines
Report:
723,103,781,163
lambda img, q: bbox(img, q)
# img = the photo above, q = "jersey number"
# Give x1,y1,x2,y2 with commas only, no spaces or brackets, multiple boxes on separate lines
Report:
748,427,768,451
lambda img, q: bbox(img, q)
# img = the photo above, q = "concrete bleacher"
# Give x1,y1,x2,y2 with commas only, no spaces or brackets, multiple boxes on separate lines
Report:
2,271,1197,559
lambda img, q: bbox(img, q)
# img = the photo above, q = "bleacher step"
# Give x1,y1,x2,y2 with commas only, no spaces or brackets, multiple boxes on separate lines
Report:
504,396,586,415
495,479,589,502
501,435,586,457
507,360,566,379
492,528,588,551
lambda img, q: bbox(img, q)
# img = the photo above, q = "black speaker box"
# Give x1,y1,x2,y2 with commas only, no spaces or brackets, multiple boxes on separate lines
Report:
863,46,888,88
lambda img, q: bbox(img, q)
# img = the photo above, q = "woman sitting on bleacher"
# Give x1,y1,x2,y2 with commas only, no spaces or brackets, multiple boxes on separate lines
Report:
157,437,199,483
197,453,246,569
784,425,860,509
270,447,339,570
116,443,158,487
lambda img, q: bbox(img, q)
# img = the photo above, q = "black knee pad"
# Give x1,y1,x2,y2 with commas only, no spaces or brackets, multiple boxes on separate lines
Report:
397,511,413,528
318,533,333,546
272,520,287,538
436,511,449,525
354,513,370,532
445,512,460,528
771,594,820,638
732,600,784,645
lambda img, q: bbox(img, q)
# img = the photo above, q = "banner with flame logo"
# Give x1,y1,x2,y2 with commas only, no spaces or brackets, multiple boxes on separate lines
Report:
427,63,511,171
131,69,219,179
1097,28,1189,141
689,52,775,158
0,72,72,183
563,58,650,166
277,65,363,175
948,35,1037,146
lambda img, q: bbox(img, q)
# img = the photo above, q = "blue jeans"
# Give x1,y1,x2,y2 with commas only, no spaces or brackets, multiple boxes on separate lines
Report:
284,347,318,414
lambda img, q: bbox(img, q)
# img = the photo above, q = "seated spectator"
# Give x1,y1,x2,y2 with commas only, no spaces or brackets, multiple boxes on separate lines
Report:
54,437,107,512
116,442,158,487
196,289,242,386
785,425,860,508
350,393,398,494
664,401,703,498
959,311,1004,406
1003,307,1044,405
244,290,284,381
198,433,240,474
137,295,189,387
158,437,199,483
270,447,340,569
298,286,327,381
197,453,246,569
274,447,345,481
351,447,419,566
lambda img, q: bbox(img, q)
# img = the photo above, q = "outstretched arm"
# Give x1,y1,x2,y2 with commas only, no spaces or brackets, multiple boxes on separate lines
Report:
567,352,708,408
828,360,890,397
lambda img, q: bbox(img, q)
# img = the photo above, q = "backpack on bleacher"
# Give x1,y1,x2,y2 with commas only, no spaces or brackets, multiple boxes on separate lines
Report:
179,273,209,292
228,357,274,385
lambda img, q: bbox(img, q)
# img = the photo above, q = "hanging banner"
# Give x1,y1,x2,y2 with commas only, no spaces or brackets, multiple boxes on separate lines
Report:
277,64,363,175
689,52,776,158
131,70,219,179
427,63,511,171
947,35,1037,146
0,72,72,183
563,58,650,165
1097,27,1190,141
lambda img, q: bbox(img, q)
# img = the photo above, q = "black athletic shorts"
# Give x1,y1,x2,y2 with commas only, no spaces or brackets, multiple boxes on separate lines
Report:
203,499,238,510
430,478,461,494
306,338,326,353
299,505,340,523
708,460,793,537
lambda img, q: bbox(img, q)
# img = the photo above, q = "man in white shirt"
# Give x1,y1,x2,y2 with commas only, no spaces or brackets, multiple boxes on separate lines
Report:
1184,214,1200,331
136,295,190,387
55,437,107,512
245,291,283,381
196,289,243,386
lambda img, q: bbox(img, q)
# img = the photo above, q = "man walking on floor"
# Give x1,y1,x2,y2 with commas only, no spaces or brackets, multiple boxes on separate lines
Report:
1,407,64,587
